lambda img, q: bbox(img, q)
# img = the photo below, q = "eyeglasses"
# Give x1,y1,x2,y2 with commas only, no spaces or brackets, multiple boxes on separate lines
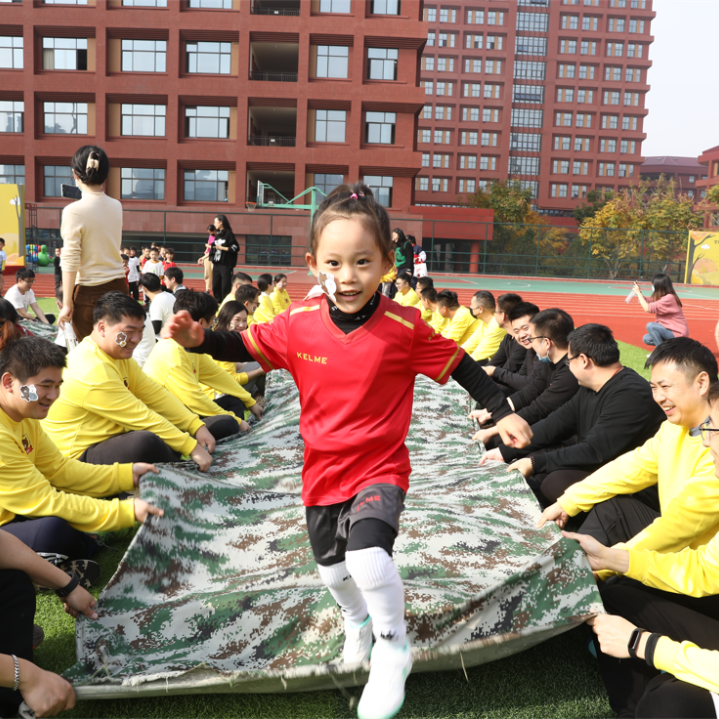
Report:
527,336,548,342
699,419,719,443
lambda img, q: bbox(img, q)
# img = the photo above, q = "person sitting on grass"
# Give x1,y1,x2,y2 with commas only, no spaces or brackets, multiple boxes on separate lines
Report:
537,336,719,558
393,272,421,309
5,269,55,326
461,291,507,363
163,267,188,294
42,292,214,470
139,273,176,338
254,273,277,323
271,273,291,315
560,381,719,717
143,290,257,437
0,529,108,719
0,337,162,568
415,276,434,324
473,308,578,448
234,284,261,327
212,301,266,399
220,271,253,310
483,293,526,372
437,290,480,345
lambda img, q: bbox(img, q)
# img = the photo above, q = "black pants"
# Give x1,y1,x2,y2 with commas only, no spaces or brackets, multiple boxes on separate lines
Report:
1,517,97,561
128,281,139,301
636,673,716,719
579,493,660,546
79,430,181,465
598,578,719,717
201,412,240,441
212,264,232,300
0,570,35,718
537,469,591,506
31,314,55,325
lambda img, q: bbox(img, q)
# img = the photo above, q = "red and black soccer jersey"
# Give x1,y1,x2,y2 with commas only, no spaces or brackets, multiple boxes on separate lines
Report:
241,294,465,507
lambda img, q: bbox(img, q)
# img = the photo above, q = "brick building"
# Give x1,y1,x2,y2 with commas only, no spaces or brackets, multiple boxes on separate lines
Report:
0,0,426,225
640,155,707,200
414,0,655,214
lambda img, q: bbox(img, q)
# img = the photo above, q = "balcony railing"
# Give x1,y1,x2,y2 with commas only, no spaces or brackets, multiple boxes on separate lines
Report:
250,5,300,15
248,135,296,147
249,70,298,82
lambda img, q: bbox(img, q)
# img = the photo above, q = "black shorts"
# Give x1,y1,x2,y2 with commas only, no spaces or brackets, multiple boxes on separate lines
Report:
305,484,405,567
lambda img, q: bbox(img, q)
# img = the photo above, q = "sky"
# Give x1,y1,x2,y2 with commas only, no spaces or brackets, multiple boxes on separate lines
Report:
642,0,719,158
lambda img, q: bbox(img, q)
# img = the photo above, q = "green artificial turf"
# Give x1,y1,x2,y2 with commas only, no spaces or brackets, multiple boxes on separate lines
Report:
27,302,659,718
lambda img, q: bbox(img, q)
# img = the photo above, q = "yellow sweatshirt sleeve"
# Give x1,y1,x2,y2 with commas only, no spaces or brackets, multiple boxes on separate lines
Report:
470,324,506,362
0,425,135,532
461,323,485,355
559,431,661,516
653,637,719,694
198,354,255,408
442,308,474,344
272,289,290,315
254,294,276,323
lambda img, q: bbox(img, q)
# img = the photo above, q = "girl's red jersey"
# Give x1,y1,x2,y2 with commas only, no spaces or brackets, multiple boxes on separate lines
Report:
241,295,464,506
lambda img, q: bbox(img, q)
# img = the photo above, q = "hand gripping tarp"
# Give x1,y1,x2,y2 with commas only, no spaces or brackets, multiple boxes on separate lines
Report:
65,371,603,699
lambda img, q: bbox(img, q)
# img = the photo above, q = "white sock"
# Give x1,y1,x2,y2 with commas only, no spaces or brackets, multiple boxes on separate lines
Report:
317,561,368,626
346,547,407,645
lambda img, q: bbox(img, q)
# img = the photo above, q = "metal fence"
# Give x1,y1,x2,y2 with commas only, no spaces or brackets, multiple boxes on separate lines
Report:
32,207,689,282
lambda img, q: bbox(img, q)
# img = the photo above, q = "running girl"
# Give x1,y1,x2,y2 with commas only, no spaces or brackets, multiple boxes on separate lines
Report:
163,183,531,719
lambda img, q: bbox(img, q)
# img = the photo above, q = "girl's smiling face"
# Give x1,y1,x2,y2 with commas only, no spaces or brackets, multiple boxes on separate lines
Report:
306,218,393,314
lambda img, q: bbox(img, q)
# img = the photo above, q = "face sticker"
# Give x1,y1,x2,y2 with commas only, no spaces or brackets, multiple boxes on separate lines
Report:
317,272,337,304
20,385,38,402
115,332,128,348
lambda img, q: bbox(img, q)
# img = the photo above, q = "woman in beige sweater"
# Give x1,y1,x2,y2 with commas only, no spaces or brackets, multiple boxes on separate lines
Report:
58,146,128,341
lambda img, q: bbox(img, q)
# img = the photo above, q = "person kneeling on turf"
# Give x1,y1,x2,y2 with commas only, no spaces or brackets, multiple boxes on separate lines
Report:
0,337,163,569
42,292,213,470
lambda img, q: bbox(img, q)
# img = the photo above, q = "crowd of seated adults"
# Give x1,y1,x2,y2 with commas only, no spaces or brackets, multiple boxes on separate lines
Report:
3,264,719,718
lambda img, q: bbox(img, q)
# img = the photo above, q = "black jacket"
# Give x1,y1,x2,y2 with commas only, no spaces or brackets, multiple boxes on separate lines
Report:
500,367,665,474
493,349,548,394
510,359,580,426
487,334,526,373
212,229,239,268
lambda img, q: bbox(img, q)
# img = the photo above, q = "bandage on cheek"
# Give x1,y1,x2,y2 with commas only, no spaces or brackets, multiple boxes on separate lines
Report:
20,385,39,402
115,332,128,348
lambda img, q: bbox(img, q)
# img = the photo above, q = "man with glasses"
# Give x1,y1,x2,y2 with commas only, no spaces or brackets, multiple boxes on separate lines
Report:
5,269,54,325
538,337,718,570
488,323,664,506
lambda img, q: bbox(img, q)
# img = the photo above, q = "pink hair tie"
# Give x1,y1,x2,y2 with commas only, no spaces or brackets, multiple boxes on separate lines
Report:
350,193,358,199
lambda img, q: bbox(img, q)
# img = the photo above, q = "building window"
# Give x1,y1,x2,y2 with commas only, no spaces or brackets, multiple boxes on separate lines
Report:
459,154,477,169
43,102,88,135
368,48,398,80
188,0,232,7
461,131,478,145
605,66,621,81
618,163,634,178
122,39,167,72
427,32,435,47
121,104,166,136
560,40,577,54
422,105,432,119
624,92,640,106
598,162,616,177
434,129,451,144
466,34,482,50
627,43,644,58
423,56,435,71
561,14,579,30
620,140,636,154
558,63,576,79
572,184,588,199
370,0,400,14
576,113,592,127
603,91,620,105
315,109,346,142
439,8,456,22
481,132,498,146
42,38,87,70
557,88,575,103
417,176,429,191
555,112,573,127
435,81,452,96
575,137,590,152
121,168,165,200
425,7,436,22
609,17,626,32
600,138,617,153
515,61,546,80
0,101,23,133
437,57,454,72
432,177,449,192
483,84,500,99
423,81,433,95
184,169,229,202
185,106,230,139
554,136,570,151
468,9,484,23
432,153,447,168
465,58,482,73
579,64,595,79
485,59,501,74
689,175,696,184
0,36,23,69
438,33,456,48
483,108,499,122
629,19,645,33
458,179,476,194
602,114,619,129
0,164,24,185
421,152,430,167
606,42,624,57
580,41,597,56
551,183,569,198
486,35,503,51
435,105,452,120
122,0,168,5
511,109,543,128
516,36,547,55
582,16,598,30
515,85,544,103
511,133,541,152
365,111,395,144
363,175,392,206
44,165,74,197
316,46,349,78
314,173,344,196
419,128,431,143
626,68,641,82
186,41,231,75
573,161,589,175
622,116,639,130
517,12,549,32
552,160,570,174
464,83,481,98
577,89,594,104
509,156,540,175
319,0,351,12
487,10,504,25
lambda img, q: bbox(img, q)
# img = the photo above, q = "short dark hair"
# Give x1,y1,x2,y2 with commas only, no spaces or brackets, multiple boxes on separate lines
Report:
149,247,160,254
120,253,129,262
531,308,574,350
139,273,162,293
472,290,496,311
173,290,218,323
233,272,253,285
164,267,184,284
645,337,718,383
0,337,66,383
235,284,260,304
708,381,719,407
496,293,523,314
274,273,287,283
567,324,620,367
416,276,434,290
436,290,460,309
508,302,540,323
71,145,110,185
16,268,35,281
420,286,438,303
396,272,413,285
164,247,174,256
0,238,5,245
130,246,138,253
93,291,146,325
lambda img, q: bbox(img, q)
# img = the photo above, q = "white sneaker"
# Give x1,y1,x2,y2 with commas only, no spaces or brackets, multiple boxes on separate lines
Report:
344,615,373,664
357,640,413,719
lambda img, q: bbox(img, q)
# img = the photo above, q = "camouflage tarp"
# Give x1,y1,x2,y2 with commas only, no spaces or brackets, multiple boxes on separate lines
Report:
65,371,603,699
19,319,61,342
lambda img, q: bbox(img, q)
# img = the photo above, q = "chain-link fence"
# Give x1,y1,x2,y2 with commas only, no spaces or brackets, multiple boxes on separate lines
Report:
32,207,688,282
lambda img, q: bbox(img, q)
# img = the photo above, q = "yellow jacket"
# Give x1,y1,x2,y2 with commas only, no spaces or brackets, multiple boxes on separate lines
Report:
1,409,135,531
462,317,507,362
43,338,204,458
271,287,291,315
430,309,448,333
559,421,719,577
441,306,479,345
220,291,237,310
254,293,276,323
421,306,433,325
395,288,421,308
202,360,250,401
144,338,255,417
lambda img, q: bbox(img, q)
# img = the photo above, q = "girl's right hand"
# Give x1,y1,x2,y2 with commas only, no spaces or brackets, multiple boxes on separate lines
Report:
57,304,73,329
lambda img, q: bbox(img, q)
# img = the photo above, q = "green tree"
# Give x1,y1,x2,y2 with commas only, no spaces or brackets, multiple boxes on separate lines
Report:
573,189,614,224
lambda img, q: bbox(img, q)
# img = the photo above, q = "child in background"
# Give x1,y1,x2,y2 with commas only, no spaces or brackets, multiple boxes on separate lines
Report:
0,237,6,272
127,247,141,301
139,246,151,269
254,273,276,323
53,247,62,292
163,248,177,273
220,271,253,310
197,224,216,293
271,273,291,315
142,248,164,279
163,182,530,719
121,254,130,285
234,284,260,327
